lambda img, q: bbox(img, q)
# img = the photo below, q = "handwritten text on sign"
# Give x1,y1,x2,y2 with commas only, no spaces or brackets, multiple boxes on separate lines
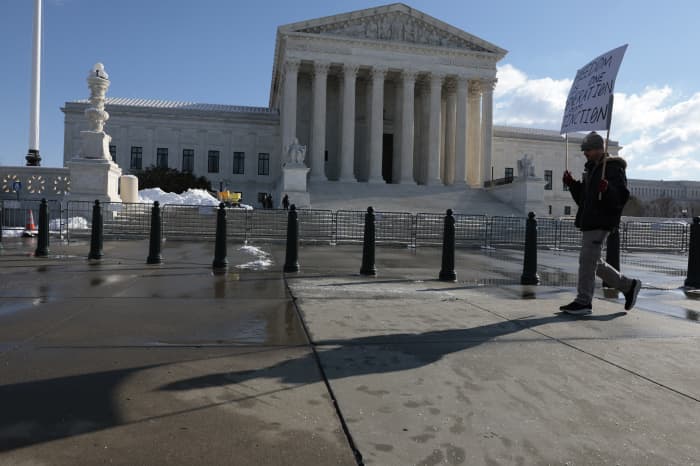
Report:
560,44,627,134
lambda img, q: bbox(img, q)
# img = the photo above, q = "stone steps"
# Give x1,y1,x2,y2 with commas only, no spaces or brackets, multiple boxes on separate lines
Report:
307,180,521,216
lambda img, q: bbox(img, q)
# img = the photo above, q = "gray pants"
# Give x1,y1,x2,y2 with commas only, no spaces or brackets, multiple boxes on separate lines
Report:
576,229,634,305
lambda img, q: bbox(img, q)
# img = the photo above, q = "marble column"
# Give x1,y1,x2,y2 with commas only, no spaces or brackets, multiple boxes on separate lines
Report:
368,66,387,183
481,79,495,186
426,72,444,185
281,59,300,152
399,70,417,184
339,63,359,182
445,80,457,185
310,61,330,182
454,76,469,186
467,81,481,187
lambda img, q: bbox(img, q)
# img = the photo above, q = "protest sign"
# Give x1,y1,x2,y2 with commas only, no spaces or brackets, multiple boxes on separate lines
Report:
560,44,628,134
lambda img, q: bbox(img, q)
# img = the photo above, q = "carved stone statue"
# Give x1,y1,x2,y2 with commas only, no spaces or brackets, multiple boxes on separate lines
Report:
285,137,307,165
517,154,535,178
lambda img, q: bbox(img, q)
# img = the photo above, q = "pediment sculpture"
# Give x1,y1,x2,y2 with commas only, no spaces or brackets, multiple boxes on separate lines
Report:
297,11,489,52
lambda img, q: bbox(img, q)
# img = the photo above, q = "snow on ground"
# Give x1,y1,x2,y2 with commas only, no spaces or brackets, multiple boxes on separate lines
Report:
138,188,253,209
236,244,273,270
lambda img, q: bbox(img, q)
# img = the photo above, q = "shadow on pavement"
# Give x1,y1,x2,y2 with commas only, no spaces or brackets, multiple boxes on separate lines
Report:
160,313,625,389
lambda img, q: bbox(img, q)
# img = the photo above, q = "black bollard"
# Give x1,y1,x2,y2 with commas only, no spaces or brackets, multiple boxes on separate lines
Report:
212,203,228,270
602,228,620,288
0,202,4,250
146,201,163,264
88,200,104,260
685,217,700,288
520,212,540,285
439,209,457,281
360,206,377,276
34,198,49,258
283,204,300,273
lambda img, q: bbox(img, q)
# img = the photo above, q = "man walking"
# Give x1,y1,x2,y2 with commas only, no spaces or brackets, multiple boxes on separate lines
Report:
560,131,641,315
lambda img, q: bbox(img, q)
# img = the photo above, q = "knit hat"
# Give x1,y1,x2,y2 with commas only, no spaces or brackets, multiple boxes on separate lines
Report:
580,131,604,151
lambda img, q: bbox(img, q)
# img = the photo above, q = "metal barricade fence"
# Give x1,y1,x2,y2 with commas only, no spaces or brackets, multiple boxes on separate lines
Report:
488,216,526,249
415,213,488,248
65,201,151,240
161,204,219,240
246,208,289,241
373,211,414,246
335,210,415,246
30,200,692,253
536,217,559,249
0,198,61,234
335,210,365,244
557,218,581,250
298,209,335,243
622,221,689,252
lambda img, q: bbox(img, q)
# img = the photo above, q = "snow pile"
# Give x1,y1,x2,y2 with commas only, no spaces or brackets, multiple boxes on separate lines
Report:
50,217,89,231
235,245,273,270
138,188,219,206
138,188,253,209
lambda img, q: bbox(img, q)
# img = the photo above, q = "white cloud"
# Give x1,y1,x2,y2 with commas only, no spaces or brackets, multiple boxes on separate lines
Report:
494,64,700,180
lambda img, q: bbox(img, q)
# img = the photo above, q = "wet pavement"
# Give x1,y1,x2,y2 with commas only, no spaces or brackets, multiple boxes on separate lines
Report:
1,238,699,465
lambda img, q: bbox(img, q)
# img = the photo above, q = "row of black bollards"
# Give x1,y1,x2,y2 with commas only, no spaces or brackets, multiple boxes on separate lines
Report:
281,206,460,282
23,200,700,291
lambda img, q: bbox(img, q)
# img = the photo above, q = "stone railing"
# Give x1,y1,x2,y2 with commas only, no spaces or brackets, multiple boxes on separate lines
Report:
0,166,71,201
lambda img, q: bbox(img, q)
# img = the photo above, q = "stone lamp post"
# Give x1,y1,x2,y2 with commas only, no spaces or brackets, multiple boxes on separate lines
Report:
67,63,122,203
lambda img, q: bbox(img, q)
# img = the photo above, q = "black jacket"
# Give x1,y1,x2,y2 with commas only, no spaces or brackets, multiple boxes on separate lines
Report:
568,155,629,231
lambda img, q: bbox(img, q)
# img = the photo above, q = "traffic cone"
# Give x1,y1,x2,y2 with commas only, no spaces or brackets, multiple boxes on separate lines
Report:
23,209,37,237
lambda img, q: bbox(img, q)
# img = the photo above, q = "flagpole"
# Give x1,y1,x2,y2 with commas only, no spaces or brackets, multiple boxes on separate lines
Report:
26,0,42,166
565,133,569,172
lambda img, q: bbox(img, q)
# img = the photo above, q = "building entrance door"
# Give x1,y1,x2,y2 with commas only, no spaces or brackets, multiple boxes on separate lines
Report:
382,133,393,183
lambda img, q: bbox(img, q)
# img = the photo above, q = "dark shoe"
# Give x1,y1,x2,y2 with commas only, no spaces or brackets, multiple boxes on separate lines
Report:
624,279,641,311
559,301,592,315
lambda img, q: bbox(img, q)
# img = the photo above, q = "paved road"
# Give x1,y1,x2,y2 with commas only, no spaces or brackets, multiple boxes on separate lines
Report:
1,238,698,465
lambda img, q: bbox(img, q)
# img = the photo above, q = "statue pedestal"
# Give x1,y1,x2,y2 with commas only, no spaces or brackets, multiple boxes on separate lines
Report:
487,177,546,217
79,130,112,160
67,157,122,204
281,163,310,208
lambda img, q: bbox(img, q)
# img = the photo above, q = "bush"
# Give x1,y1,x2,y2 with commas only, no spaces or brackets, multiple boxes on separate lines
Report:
134,166,211,194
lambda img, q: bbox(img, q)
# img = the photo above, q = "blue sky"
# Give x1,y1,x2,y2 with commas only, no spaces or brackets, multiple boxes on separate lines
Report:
1,0,698,180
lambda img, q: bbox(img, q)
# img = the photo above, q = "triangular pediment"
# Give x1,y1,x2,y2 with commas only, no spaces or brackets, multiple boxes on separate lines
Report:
279,3,506,56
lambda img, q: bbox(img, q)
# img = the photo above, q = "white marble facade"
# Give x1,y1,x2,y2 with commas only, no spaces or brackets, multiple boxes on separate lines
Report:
60,3,617,215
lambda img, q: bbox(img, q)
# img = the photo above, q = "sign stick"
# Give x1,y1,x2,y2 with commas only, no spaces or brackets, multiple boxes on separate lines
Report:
599,94,615,200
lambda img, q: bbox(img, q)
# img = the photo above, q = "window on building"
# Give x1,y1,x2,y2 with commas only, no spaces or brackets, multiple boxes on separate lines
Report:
182,149,194,173
156,147,168,168
505,167,513,182
109,144,116,161
564,205,572,216
324,150,328,162
130,146,142,170
233,152,245,174
548,205,552,215
544,170,552,190
208,150,220,173
258,153,270,175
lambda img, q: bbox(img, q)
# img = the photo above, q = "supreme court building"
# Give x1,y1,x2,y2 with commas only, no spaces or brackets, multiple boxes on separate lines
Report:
62,3,613,214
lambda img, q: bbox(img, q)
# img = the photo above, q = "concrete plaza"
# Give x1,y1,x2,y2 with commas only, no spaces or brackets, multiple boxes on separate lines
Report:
0,238,698,465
